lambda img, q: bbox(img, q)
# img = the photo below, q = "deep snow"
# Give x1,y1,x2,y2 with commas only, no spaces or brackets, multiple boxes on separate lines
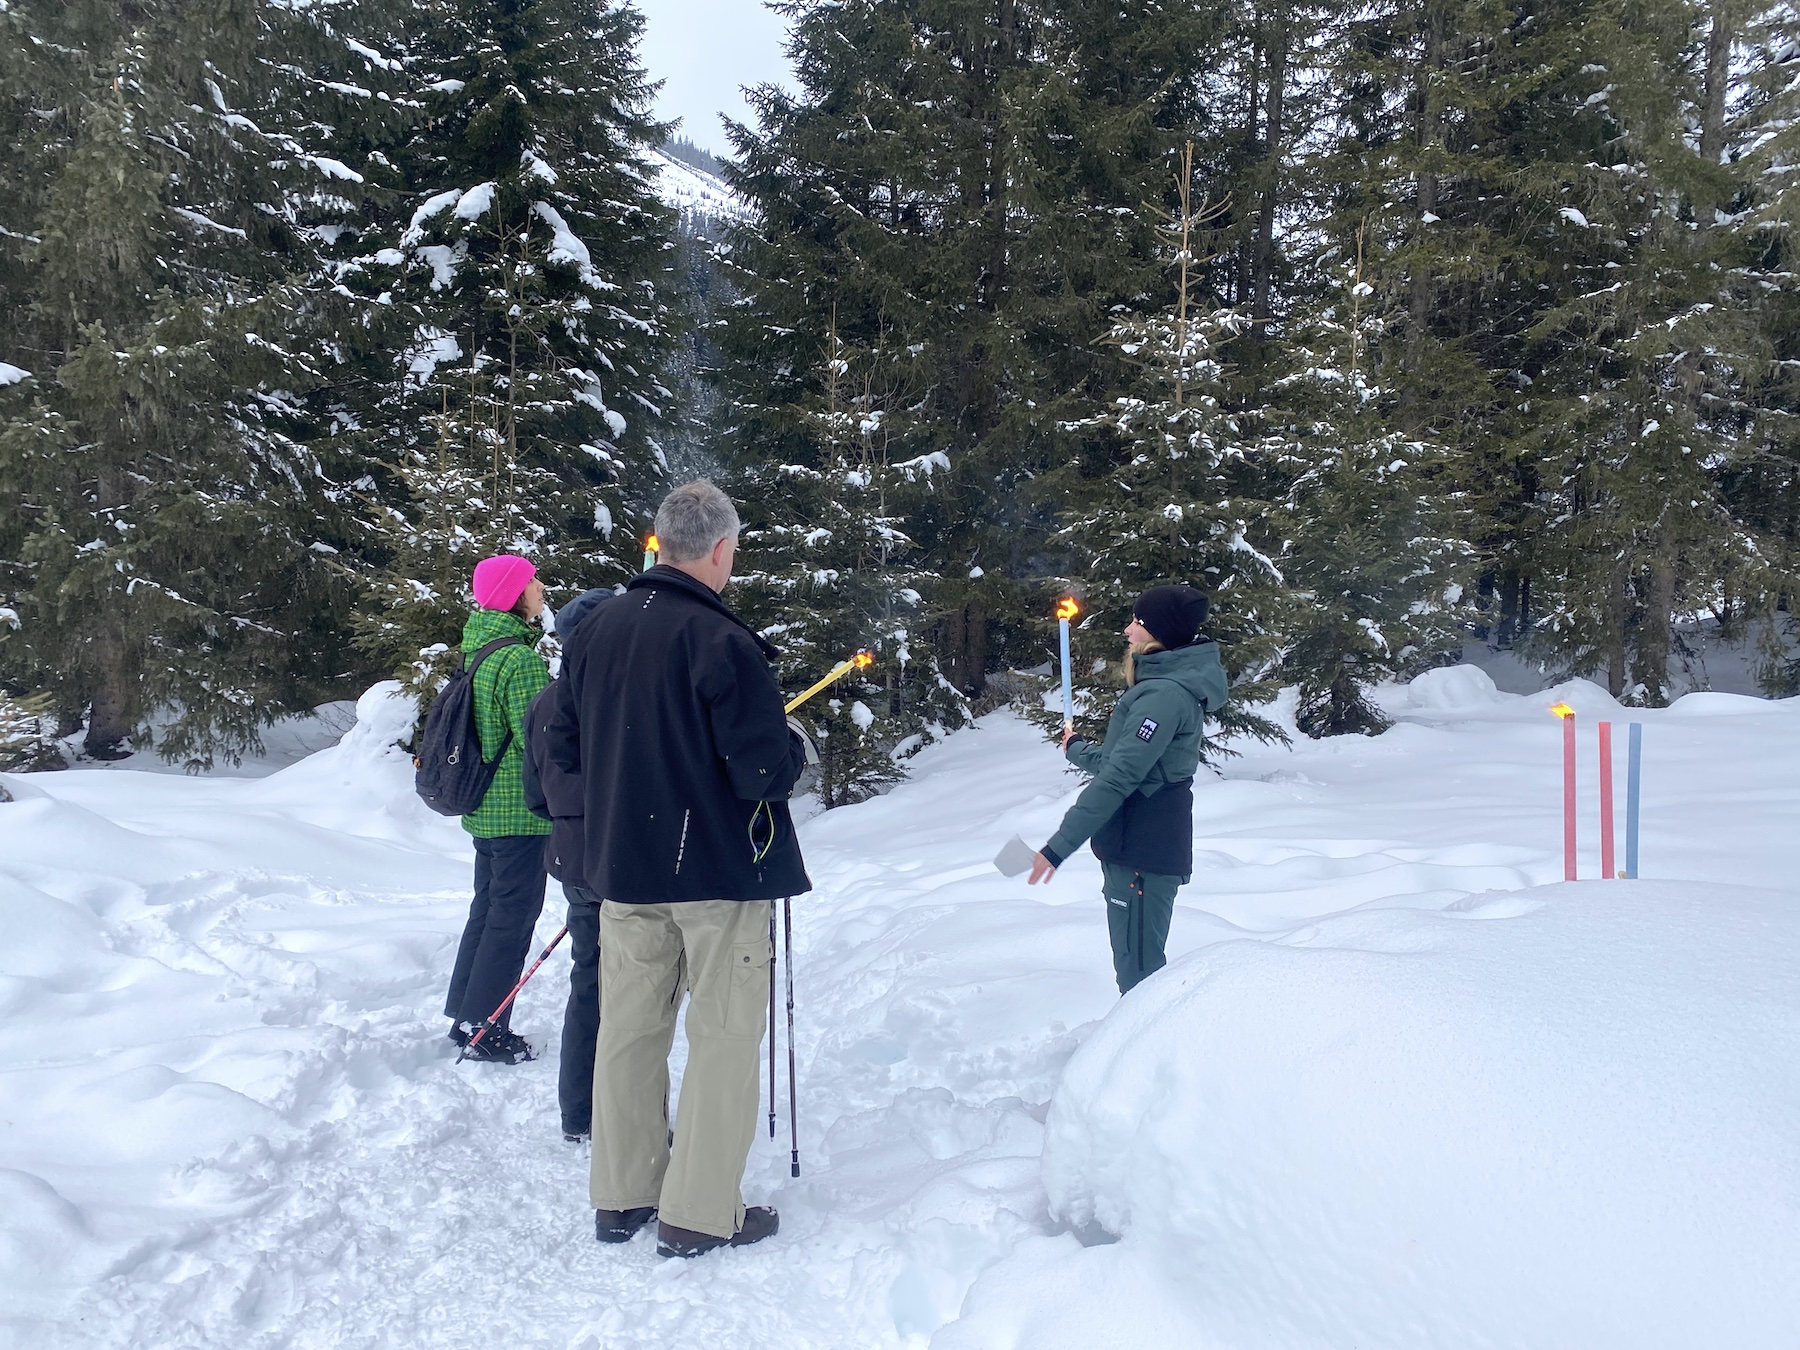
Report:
2,669,1796,1349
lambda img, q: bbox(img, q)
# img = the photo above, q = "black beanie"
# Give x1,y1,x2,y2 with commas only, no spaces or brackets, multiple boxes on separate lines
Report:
1133,585,1210,649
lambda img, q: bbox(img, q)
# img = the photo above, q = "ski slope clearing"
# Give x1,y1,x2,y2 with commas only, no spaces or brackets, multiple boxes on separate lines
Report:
647,147,744,221
2,669,1796,1348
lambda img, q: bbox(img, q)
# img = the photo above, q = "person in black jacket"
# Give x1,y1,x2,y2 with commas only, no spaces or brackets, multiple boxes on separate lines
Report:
522,586,612,1141
544,480,811,1259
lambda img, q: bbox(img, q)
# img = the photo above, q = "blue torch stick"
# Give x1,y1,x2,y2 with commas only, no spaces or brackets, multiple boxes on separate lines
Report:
1056,597,1079,733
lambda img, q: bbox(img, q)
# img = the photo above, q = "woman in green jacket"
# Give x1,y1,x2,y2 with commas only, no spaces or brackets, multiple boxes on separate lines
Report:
443,553,554,1063
1030,585,1228,994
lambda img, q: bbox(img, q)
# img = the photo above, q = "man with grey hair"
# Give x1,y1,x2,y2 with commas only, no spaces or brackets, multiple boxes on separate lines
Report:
545,479,812,1257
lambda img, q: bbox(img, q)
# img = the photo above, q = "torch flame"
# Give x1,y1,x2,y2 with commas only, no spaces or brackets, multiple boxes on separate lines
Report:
646,534,660,553
1055,596,1080,621
1549,702,1575,719
854,650,874,668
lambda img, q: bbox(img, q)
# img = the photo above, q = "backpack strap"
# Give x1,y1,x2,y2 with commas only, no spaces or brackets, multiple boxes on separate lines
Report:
461,635,527,675
464,636,528,765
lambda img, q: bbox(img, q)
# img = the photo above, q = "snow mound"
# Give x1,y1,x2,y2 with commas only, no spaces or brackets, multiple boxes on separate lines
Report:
944,881,1800,1350
1538,676,1626,717
1402,663,1509,709
239,680,447,843
1663,690,1790,718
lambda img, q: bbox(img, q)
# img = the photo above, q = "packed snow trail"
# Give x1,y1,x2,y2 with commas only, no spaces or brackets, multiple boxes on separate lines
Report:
2,669,1797,1348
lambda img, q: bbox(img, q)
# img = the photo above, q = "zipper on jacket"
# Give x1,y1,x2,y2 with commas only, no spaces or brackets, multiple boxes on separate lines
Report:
674,808,691,874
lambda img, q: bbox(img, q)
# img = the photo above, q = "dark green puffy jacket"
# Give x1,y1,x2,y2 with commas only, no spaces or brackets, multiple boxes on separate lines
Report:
1041,639,1228,873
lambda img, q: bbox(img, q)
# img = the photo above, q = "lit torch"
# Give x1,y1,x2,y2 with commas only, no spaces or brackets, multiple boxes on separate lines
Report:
1550,702,1576,881
643,534,660,573
785,649,876,715
1056,596,1080,733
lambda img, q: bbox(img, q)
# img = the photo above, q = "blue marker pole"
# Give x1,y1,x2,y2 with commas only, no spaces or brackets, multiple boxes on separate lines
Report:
1625,722,1643,879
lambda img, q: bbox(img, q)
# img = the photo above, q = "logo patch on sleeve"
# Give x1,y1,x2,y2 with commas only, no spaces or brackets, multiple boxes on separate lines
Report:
1136,717,1159,742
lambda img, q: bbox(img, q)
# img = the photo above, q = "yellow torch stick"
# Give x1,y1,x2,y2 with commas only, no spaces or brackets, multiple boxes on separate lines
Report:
785,650,874,715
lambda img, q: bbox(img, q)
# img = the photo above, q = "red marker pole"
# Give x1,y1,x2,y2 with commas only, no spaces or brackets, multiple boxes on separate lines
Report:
1562,711,1578,881
1598,721,1616,879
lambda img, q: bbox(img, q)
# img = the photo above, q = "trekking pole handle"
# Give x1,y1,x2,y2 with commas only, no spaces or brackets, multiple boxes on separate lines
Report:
784,650,874,715
459,925,569,1060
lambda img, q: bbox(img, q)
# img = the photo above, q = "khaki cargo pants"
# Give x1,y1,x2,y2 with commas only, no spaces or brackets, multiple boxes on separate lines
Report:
589,898,772,1238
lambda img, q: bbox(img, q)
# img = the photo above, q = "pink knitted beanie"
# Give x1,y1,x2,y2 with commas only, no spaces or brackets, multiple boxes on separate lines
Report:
471,554,536,611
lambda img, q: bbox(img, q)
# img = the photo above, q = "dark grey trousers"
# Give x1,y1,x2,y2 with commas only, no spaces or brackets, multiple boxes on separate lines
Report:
445,834,549,1028
1100,862,1183,995
559,883,602,1135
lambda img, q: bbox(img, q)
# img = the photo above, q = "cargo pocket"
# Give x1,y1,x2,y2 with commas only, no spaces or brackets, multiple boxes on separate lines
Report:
724,935,773,1039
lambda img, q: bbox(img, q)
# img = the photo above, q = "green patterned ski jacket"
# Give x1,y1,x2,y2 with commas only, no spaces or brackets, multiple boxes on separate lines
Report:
459,608,553,839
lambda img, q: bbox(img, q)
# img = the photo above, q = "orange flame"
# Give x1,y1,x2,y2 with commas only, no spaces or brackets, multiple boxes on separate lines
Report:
1055,597,1080,621
854,650,874,669
646,534,660,553
1549,702,1575,719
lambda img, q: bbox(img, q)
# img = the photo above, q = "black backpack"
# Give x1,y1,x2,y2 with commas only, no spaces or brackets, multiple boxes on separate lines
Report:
414,637,527,816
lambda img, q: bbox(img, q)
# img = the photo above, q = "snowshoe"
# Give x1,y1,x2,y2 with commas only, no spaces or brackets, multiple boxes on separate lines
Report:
447,1021,472,1048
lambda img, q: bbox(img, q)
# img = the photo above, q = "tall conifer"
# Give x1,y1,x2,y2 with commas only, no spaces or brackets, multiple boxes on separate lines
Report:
0,0,366,764
349,0,675,694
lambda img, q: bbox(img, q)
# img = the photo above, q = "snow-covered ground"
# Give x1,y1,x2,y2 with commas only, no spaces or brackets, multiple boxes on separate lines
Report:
2,669,1796,1348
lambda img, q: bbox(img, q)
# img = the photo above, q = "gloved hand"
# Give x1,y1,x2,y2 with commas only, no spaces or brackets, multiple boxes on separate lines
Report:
786,715,821,767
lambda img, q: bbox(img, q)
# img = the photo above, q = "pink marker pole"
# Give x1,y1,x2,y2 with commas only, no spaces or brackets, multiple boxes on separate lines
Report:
1562,711,1578,881
1598,721,1615,879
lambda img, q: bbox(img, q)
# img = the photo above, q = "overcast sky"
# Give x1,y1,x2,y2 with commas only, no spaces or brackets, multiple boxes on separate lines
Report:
637,0,794,153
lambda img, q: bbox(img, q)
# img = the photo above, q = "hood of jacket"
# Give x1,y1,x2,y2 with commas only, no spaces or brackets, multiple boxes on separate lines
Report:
1132,638,1228,711
555,587,613,641
460,606,538,656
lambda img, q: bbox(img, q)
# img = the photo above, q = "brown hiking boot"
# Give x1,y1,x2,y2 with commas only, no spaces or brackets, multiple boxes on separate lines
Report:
594,1207,657,1243
655,1205,779,1258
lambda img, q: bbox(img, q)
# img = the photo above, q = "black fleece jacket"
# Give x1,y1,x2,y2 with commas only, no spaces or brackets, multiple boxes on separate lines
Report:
543,566,811,903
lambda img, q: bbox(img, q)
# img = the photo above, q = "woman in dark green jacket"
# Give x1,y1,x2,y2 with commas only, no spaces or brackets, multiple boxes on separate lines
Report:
443,553,553,1063
1030,585,1227,994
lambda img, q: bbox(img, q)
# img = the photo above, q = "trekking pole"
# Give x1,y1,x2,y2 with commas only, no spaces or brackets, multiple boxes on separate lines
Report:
783,896,800,1177
784,650,874,715
458,924,569,1062
767,904,778,1139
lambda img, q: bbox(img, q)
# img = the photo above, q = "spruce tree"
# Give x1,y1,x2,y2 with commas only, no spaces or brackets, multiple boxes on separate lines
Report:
720,0,1227,765
0,690,60,772
348,0,677,695
1508,0,1768,702
1050,143,1288,750
0,0,367,765
731,311,965,807
1269,227,1469,735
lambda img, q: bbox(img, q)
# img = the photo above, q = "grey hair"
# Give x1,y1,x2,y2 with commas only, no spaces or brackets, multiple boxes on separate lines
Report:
653,479,740,563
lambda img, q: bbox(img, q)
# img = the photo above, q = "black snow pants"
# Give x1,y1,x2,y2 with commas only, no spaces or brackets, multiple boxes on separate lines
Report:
445,834,549,1029
559,882,602,1136
1100,862,1183,995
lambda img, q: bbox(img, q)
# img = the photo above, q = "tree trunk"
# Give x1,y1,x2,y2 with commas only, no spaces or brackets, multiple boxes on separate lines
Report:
1402,0,1448,428
1699,1,1735,168
1496,569,1522,647
85,629,135,758
1636,529,1678,705
1241,7,1261,309
1605,563,1629,698
1250,2,1287,351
